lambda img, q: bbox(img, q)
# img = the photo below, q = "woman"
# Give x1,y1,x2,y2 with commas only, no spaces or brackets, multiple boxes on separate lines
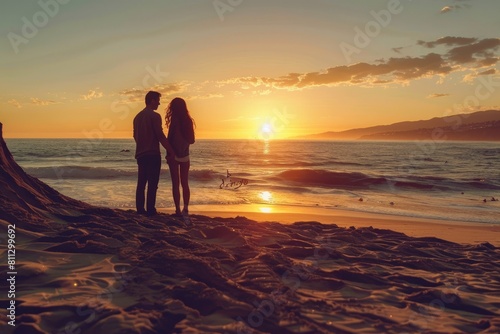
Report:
165,97,195,216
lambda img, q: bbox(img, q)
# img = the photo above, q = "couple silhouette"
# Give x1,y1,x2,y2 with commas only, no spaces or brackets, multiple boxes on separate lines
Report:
133,91,195,217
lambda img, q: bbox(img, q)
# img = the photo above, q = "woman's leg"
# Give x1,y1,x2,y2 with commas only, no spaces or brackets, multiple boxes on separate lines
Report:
168,161,181,214
179,161,190,213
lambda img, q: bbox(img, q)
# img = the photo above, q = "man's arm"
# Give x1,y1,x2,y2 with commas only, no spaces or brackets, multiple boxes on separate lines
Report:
132,118,137,141
159,136,175,157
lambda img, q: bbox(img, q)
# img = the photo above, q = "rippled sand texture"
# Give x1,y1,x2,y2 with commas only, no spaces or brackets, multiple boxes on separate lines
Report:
2,212,500,333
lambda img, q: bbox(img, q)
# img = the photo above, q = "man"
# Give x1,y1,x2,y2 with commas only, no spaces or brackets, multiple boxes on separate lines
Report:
133,91,174,216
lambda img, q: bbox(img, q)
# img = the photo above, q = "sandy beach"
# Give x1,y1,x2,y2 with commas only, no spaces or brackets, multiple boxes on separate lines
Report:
178,204,500,247
1,123,499,333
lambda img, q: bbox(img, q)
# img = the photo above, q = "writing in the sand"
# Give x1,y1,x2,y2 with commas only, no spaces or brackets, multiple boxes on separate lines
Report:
6,224,17,326
220,170,249,189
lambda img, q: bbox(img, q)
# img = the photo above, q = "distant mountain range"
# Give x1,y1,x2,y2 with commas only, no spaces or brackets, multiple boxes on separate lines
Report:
295,110,500,141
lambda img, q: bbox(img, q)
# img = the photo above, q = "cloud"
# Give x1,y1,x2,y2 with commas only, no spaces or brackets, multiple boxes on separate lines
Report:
440,6,453,14
80,89,104,101
118,82,189,102
427,93,450,99
445,38,500,64
392,47,404,54
440,5,460,14
8,99,22,108
30,98,57,106
217,37,499,91
300,53,453,86
224,53,453,89
417,37,477,48
118,88,144,103
153,82,190,96
478,69,496,76
189,93,224,100
439,1,472,14
463,68,497,82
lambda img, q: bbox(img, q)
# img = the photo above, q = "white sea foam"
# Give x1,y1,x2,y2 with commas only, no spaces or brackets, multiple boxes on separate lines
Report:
6,138,500,224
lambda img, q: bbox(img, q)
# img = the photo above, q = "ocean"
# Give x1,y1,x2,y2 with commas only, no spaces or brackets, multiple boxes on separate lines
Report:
5,138,500,224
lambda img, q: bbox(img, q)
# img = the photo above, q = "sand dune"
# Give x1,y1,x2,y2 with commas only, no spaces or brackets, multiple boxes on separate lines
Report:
1,123,499,333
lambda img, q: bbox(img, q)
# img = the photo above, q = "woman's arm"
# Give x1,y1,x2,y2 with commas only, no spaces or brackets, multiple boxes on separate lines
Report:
182,118,195,144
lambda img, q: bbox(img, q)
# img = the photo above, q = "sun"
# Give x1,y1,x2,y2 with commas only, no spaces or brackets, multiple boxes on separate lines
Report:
259,122,274,139
261,123,272,134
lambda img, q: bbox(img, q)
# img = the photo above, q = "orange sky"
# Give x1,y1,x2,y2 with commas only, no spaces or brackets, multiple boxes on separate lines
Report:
1,1,499,139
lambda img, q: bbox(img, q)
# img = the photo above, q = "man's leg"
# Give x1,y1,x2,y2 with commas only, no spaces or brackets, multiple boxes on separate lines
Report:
146,155,161,215
136,157,147,213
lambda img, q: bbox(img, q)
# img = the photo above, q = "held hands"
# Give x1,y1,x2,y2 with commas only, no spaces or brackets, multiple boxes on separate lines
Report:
166,154,176,164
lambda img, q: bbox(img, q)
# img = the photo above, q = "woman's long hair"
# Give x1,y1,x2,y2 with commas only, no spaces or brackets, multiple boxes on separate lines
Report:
165,97,195,128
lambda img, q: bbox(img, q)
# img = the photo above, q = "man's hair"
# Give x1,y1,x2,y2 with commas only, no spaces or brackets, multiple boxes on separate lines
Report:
145,91,161,105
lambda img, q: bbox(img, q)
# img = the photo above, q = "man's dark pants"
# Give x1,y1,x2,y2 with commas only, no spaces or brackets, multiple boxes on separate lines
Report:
136,154,161,214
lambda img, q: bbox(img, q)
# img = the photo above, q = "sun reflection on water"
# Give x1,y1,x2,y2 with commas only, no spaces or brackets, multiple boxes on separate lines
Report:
259,207,272,213
258,191,273,213
263,139,270,155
